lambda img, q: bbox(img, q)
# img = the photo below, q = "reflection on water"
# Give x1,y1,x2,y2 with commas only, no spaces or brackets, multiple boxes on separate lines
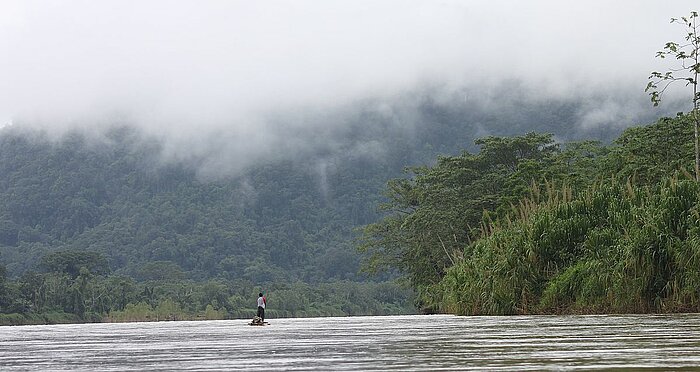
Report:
1,314,700,370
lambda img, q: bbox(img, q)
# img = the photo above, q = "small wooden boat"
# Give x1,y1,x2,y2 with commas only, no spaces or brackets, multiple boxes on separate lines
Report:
249,316,269,326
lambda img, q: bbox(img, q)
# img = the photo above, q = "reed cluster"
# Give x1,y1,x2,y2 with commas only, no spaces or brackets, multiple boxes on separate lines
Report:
439,177,700,314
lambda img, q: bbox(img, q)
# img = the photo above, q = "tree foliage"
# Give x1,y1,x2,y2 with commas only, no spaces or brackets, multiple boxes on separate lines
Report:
441,177,700,315
1,93,694,321
363,113,700,314
0,265,416,325
359,132,608,311
647,11,700,179
39,250,110,279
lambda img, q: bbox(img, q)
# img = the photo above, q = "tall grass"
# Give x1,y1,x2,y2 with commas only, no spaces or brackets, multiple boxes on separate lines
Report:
439,177,700,315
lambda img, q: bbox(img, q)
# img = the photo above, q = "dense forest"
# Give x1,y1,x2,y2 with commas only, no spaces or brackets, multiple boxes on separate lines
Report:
362,112,700,314
0,92,677,324
0,124,414,324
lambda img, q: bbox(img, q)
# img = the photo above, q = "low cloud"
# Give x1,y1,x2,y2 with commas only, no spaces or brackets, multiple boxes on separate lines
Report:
1,1,697,174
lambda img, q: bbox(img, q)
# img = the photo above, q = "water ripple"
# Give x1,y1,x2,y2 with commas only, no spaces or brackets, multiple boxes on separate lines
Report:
1,314,700,370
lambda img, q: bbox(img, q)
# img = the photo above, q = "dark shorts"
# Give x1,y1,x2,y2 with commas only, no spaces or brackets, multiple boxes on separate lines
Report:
257,306,265,320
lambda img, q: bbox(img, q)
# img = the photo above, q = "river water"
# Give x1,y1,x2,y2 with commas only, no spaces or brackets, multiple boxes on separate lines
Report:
1,314,699,370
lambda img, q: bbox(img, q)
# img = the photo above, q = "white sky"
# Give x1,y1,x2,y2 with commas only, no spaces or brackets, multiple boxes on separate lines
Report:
0,1,697,147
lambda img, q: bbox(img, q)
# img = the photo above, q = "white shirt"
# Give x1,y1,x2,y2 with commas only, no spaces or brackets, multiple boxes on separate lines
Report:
257,297,265,308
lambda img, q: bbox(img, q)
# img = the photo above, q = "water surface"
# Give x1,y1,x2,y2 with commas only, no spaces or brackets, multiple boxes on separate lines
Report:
1,314,699,370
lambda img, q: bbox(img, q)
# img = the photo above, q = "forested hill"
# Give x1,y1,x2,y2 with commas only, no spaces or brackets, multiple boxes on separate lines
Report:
0,93,673,323
0,94,642,282
0,126,374,281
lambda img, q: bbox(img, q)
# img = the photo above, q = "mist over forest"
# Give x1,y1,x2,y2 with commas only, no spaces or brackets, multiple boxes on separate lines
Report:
3,85,665,277
4,83,682,179
1,1,692,180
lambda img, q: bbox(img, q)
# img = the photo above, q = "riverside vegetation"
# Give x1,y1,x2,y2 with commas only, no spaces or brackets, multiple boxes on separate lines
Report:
0,99,693,324
0,125,417,325
0,91,640,325
361,113,700,314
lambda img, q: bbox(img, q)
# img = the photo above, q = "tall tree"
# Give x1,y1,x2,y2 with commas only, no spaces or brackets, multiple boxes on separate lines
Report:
359,133,564,310
647,11,700,180
0,263,9,312
39,250,110,279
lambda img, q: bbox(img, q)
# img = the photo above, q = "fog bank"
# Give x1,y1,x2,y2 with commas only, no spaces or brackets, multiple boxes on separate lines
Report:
1,1,696,173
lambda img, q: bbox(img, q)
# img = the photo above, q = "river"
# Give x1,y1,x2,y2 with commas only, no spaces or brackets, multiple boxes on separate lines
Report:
1,314,699,370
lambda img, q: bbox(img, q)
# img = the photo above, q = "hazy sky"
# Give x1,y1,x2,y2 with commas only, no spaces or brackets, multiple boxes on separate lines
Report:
1,1,697,167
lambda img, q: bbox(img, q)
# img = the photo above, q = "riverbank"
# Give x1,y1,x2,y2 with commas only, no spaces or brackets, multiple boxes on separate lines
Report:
0,305,418,326
0,312,86,326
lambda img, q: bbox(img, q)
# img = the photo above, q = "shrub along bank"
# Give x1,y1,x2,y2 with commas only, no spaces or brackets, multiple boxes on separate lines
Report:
440,178,700,314
362,113,700,314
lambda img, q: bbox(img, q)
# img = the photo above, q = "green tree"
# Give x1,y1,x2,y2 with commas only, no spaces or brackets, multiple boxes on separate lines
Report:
359,133,570,310
134,261,186,281
604,114,694,183
440,178,700,315
0,263,9,312
155,298,184,321
39,250,110,279
647,11,700,180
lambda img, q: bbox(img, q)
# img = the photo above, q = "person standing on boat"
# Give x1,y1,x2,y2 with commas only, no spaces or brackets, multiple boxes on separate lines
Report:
257,292,266,322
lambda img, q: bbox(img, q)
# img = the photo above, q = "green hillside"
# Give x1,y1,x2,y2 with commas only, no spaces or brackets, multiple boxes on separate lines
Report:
0,95,661,323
